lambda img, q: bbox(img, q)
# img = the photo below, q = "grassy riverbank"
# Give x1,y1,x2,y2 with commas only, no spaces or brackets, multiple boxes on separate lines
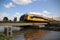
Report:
0,32,12,40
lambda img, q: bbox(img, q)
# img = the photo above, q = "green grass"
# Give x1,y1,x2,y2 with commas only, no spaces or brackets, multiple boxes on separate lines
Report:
0,32,12,40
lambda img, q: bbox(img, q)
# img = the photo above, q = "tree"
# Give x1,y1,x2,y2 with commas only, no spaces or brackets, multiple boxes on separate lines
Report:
3,17,8,21
19,14,27,22
14,17,17,22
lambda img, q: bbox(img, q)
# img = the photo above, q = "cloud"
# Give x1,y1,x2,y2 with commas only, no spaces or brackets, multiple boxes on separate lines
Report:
0,13,9,21
39,0,47,2
29,10,50,17
42,11,49,15
13,12,24,21
12,0,36,5
29,12,41,15
57,17,60,21
53,16,60,21
42,11,49,16
4,2,15,8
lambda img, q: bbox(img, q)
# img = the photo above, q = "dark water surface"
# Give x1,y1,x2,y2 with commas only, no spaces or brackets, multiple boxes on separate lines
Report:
0,27,60,40
32,31,60,40
12,29,60,40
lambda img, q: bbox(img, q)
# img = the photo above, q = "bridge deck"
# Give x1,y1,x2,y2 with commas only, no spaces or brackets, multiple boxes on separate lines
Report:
0,22,47,26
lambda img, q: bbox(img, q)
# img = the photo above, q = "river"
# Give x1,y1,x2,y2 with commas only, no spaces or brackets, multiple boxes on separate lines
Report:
12,28,60,40
0,27,60,40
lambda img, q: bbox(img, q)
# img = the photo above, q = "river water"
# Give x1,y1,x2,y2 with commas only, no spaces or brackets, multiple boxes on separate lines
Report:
12,29,60,40
0,27,60,40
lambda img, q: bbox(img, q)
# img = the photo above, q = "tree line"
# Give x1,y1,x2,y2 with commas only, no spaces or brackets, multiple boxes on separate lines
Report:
3,17,19,22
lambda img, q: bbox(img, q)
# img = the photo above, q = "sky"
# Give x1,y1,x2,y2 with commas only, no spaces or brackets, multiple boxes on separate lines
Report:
0,0,60,21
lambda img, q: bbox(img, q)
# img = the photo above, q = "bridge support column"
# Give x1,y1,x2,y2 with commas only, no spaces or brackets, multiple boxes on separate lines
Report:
4,26,12,37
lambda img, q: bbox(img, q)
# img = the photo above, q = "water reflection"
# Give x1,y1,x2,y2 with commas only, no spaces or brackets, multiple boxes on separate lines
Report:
24,29,49,40
0,27,4,32
13,29,60,40
0,27,60,40
39,31,60,40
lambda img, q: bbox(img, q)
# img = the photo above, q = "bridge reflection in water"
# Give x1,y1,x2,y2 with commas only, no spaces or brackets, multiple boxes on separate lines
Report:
12,28,60,40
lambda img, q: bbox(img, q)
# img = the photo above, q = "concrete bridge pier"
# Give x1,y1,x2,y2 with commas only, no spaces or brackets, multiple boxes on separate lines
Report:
4,26,12,37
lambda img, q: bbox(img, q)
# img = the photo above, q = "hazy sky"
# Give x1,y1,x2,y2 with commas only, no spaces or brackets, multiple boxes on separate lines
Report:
0,0,60,21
